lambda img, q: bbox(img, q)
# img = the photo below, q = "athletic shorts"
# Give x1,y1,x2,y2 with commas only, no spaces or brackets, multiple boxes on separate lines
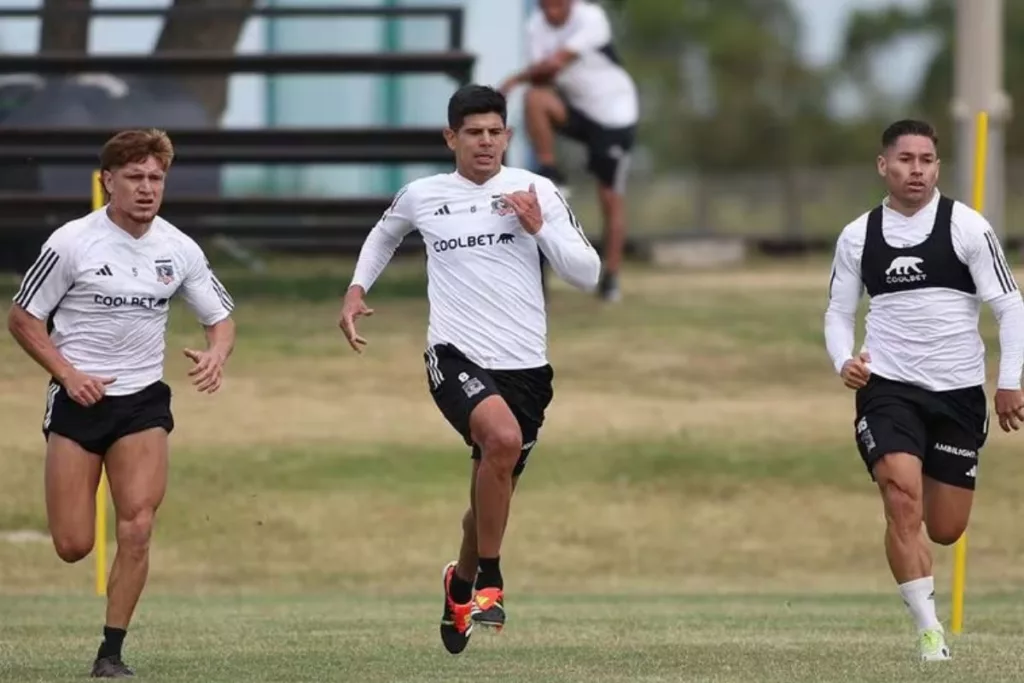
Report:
42,379,175,456
555,92,636,191
854,375,987,490
423,343,554,477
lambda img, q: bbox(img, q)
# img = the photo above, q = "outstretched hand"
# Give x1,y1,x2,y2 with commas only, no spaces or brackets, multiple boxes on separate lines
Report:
339,289,374,353
501,183,543,235
183,348,226,394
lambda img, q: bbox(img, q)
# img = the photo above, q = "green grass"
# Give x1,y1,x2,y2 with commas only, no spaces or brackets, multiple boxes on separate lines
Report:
2,255,1024,680
3,594,1024,682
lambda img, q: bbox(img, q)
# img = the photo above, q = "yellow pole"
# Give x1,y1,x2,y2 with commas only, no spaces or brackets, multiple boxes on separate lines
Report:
951,110,988,635
91,170,108,597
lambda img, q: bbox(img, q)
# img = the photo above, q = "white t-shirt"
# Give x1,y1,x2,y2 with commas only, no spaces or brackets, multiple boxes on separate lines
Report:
527,0,639,128
12,208,235,395
350,166,601,370
825,191,1024,391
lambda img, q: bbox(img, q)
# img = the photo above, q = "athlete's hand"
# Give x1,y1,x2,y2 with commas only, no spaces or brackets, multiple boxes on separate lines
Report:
994,388,1024,432
183,348,225,394
61,369,116,407
840,351,872,390
497,78,517,96
502,184,543,234
339,287,374,353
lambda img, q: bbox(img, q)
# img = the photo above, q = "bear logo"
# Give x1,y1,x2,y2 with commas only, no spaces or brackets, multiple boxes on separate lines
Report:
885,256,924,276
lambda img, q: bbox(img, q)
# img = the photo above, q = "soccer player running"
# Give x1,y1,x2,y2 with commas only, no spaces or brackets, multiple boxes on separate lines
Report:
498,0,638,302
339,84,600,654
825,119,1024,662
7,129,236,678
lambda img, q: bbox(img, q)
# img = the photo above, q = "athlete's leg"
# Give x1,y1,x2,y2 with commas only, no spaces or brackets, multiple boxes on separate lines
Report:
455,461,520,589
923,479,973,545
587,125,633,301
856,381,950,660
469,395,522,583
596,182,627,300
921,412,983,545
44,434,103,563
873,453,930,582
873,452,948,660
97,427,167,666
523,86,568,170
440,425,524,650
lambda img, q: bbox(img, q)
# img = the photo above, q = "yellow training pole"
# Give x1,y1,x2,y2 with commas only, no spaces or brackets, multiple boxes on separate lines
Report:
951,111,988,635
92,170,108,597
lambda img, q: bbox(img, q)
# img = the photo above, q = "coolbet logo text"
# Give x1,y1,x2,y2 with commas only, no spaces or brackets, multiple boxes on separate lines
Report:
94,294,168,309
433,233,516,253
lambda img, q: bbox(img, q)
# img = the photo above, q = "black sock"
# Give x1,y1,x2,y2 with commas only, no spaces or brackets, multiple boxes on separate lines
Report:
97,626,126,660
476,556,503,590
449,571,474,604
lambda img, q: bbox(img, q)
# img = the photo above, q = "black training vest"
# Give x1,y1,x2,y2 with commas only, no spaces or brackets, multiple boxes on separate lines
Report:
860,195,976,298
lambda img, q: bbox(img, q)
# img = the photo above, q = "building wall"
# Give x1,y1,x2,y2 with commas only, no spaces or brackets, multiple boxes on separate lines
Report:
0,0,531,197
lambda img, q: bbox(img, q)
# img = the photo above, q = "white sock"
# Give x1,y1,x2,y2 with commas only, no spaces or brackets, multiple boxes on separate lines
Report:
898,576,942,632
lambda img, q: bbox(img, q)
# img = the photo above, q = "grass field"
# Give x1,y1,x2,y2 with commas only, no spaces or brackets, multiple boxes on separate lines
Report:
1,255,1023,681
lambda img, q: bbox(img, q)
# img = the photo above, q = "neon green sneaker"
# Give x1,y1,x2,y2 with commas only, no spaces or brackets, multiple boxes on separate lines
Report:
919,628,951,661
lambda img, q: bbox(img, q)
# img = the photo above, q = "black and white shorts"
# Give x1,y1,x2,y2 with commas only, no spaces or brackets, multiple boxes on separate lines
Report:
424,343,554,477
555,93,636,192
42,379,175,456
854,375,987,490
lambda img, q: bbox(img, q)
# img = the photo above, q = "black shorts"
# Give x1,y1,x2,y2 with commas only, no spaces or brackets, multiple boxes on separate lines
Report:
42,379,175,456
555,93,636,191
854,375,987,490
424,343,554,477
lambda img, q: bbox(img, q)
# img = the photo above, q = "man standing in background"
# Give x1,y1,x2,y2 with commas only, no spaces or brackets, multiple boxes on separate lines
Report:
499,0,638,303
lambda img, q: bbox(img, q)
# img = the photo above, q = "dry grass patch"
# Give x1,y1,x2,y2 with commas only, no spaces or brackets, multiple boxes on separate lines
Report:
3,260,1024,597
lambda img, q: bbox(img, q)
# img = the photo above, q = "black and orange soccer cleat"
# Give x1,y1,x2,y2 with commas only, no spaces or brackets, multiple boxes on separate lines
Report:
470,586,505,631
439,561,474,654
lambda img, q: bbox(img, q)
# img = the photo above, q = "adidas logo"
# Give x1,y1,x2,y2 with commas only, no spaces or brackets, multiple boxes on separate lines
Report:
434,204,452,216
95,265,113,276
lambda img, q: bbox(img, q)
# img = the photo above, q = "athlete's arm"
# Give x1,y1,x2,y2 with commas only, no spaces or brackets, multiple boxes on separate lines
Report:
824,226,865,374
500,9,609,90
182,318,235,394
179,243,235,328
955,212,1024,391
6,236,113,405
178,240,236,393
341,186,418,352
349,186,417,295
7,305,77,386
532,182,601,291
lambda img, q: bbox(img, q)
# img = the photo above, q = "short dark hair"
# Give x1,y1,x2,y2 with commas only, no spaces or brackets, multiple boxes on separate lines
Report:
447,84,507,130
100,128,174,171
882,119,938,150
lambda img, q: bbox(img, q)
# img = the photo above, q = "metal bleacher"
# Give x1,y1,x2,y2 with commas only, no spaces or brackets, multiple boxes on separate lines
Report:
0,5,474,261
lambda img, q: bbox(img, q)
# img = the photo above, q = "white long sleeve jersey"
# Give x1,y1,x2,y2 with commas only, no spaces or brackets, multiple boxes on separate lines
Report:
12,208,235,395
350,166,602,370
825,191,1024,391
527,1,639,129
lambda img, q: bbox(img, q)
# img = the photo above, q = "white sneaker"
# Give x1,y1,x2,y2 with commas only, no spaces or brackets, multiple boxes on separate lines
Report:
918,628,951,661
